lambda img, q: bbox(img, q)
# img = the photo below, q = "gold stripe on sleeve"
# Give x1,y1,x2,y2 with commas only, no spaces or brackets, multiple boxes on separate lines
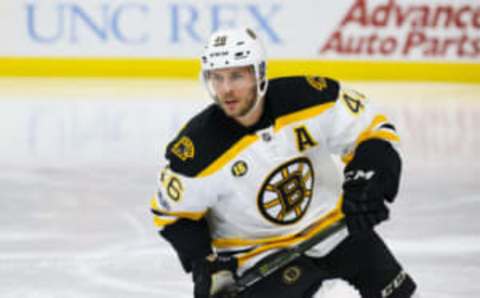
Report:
341,115,400,163
153,217,177,227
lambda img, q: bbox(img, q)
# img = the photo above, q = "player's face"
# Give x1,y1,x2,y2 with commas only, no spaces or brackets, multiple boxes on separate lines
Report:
208,66,257,119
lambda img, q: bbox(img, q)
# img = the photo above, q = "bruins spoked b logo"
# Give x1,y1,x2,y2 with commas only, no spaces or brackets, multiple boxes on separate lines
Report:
282,265,302,285
257,157,314,225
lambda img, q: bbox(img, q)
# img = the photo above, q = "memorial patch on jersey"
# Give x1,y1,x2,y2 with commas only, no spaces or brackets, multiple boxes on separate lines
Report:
171,136,195,162
305,76,327,91
257,157,314,225
232,160,248,177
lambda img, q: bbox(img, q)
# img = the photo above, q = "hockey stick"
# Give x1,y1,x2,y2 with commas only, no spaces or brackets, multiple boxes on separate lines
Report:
214,218,346,298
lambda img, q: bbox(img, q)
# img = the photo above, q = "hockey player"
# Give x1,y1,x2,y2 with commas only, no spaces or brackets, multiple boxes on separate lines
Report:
151,27,417,298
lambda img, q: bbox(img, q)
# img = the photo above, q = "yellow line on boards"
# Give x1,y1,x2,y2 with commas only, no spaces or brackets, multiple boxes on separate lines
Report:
0,57,199,78
268,60,480,83
0,57,479,83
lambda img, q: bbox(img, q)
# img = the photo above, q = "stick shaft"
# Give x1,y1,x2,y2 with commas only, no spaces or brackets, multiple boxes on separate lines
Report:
236,218,346,292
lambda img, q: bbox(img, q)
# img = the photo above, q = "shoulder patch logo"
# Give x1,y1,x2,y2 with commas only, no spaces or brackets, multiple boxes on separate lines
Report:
171,136,195,161
306,76,327,91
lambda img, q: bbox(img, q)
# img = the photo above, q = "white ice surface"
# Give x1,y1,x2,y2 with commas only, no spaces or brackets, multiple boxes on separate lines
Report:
0,80,479,298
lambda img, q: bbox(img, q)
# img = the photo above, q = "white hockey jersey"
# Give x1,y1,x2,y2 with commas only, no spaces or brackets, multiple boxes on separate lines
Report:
151,76,400,272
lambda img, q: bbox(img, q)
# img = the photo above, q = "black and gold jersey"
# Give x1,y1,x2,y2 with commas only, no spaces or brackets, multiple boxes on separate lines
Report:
151,76,399,271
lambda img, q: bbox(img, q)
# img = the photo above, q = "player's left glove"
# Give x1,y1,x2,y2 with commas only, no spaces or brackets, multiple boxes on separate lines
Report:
342,139,401,233
192,254,238,298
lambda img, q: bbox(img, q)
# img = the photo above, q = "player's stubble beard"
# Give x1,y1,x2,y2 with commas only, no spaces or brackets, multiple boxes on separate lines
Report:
219,85,257,119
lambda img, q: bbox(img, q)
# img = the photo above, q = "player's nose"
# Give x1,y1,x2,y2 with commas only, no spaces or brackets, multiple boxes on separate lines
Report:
223,79,235,92
218,80,234,96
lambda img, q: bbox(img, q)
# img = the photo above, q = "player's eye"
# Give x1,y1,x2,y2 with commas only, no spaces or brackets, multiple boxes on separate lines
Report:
230,72,244,81
211,74,224,83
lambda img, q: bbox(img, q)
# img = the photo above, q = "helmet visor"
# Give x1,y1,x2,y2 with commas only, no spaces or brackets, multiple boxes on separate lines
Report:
203,65,257,103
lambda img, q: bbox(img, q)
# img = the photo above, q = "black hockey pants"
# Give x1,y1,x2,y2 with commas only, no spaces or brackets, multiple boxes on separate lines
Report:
239,230,416,298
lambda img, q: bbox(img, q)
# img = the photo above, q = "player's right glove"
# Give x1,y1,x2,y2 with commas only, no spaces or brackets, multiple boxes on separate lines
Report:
192,254,238,298
342,139,401,233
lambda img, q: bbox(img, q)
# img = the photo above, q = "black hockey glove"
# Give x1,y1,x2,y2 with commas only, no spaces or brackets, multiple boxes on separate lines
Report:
192,254,238,298
159,217,213,272
342,139,401,233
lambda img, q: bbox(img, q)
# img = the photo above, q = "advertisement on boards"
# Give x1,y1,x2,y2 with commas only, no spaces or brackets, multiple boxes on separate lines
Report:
319,0,480,60
0,0,479,61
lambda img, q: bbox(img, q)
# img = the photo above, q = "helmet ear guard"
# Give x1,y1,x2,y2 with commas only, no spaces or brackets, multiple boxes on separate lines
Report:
256,60,268,98
201,27,269,115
